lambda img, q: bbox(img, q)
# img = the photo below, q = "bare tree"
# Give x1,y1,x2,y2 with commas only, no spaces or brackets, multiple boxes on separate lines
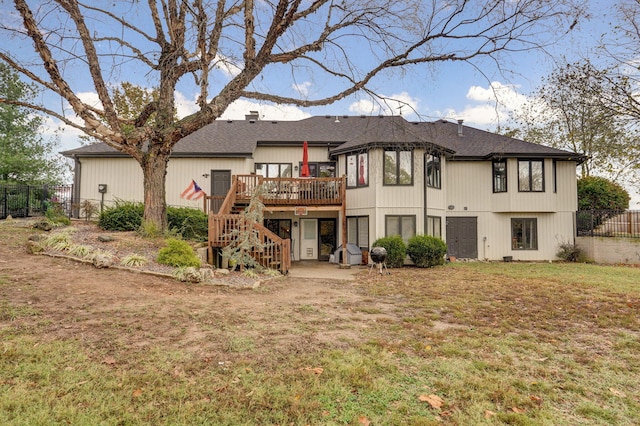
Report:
0,0,584,230
592,0,640,123
514,61,640,184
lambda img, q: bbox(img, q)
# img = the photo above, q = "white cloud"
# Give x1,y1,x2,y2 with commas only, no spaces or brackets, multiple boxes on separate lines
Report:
348,91,419,117
219,99,310,121
431,81,527,129
175,91,199,119
214,54,243,78
292,81,312,97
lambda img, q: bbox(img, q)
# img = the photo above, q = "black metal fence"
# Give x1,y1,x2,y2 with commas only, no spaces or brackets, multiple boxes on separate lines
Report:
577,209,640,238
0,184,74,220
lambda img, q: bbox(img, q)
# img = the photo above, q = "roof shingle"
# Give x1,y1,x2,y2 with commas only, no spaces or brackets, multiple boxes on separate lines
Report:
61,115,584,162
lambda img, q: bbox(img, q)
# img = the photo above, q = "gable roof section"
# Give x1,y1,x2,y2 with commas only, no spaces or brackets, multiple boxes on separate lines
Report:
61,115,584,162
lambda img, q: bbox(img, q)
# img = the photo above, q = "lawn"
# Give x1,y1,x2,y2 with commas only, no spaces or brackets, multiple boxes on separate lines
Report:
1,221,640,425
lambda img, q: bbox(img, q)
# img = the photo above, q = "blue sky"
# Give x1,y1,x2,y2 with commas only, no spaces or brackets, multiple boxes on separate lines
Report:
1,0,636,204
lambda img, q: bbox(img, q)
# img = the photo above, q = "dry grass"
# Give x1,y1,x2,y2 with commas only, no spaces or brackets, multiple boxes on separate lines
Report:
2,219,640,424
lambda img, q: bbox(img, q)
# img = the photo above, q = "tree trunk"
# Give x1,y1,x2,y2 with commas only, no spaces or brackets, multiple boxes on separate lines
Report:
141,151,169,232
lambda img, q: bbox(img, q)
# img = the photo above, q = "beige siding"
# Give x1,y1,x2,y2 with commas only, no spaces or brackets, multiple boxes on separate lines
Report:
78,157,251,209
341,150,377,210
167,158,250,207
253,146,331,176
79,143,578,263
445,161,492,212
555,161,579,211
470,212,575,261
78,158,143,208
445,159,578,214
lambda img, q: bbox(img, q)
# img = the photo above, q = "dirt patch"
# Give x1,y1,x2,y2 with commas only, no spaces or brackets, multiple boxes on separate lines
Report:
0,219,398,364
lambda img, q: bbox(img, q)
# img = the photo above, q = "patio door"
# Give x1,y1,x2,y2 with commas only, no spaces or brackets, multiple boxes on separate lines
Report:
319,219,336,261
299,219,318,260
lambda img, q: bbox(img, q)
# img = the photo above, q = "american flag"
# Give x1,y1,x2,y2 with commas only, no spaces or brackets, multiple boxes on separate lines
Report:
180,179,205,200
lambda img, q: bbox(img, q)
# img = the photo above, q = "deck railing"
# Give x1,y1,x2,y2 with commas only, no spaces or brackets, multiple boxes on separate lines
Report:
206,175,343,274
233,175,345,206
208,213,291,273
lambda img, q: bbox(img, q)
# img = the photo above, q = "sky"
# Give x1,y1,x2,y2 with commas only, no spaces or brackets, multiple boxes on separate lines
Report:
1,0,637,205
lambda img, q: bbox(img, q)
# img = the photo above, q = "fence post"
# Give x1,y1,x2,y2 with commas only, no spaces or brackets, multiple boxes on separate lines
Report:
26,186,30,218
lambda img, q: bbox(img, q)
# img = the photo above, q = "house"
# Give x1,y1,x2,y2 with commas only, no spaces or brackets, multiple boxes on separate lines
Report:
62,114,585,269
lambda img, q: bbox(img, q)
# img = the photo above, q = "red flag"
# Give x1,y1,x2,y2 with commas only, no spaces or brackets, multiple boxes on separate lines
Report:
301,141,310,177
180,179,205,200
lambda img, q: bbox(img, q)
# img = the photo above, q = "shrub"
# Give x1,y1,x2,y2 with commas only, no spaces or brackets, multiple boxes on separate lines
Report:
121,253,148,267
45,201,71,225
98,200,143,231
78,200,99,221
556,241,586,262
407,234,447,267
98,202,208,242
167,207,208,242
157,238,201,268
371,235,406,268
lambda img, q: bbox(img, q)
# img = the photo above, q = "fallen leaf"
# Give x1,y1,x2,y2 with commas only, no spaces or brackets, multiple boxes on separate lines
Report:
511,406,526,413
609,388,627,397
357,415,371,425
132,388,143,397
484,410,496,418
530,394,543,405
300,367,324,374
419,394,444,410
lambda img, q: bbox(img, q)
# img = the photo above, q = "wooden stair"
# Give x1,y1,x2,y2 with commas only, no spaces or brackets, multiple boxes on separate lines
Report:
207,176,291,274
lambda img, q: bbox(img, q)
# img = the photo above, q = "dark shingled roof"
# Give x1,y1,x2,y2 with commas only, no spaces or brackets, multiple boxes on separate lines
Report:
61,115,585,162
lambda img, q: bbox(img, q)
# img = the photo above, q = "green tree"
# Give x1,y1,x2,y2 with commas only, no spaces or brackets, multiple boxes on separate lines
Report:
0,0,583,230
577,176,630,211
577,176,630,234
0,63,65,184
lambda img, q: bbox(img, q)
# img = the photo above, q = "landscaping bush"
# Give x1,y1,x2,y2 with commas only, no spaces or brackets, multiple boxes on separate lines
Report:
99,202,208,242
98,200,143,231
407,234,447,268
371,235,406,268
45,201,71,226
556,241,587,262
167,207,208,242
157,238,201,268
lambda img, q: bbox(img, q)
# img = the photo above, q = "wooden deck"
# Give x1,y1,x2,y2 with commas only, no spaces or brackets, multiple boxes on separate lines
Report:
235,175,345,207
205,175,346,275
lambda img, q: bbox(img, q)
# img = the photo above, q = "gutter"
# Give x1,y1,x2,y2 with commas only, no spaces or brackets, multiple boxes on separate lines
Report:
71,155,81,219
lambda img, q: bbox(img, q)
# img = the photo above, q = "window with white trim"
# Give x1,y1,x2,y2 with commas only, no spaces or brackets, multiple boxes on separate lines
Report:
255,163,292,178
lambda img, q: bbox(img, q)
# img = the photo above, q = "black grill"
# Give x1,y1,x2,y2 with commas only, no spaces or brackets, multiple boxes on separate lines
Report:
369,246,390,275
